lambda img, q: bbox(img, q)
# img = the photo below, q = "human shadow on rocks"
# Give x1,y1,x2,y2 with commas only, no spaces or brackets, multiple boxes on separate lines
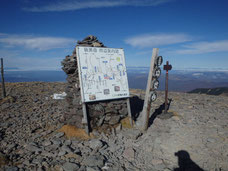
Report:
129,96,144,121
174,150,204,171
148,98,172,127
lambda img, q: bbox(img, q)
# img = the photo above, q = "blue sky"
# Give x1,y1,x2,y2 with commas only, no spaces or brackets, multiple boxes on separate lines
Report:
0,0,228,70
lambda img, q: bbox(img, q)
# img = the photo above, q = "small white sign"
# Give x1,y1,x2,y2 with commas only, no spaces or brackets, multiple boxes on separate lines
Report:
76,46,130,102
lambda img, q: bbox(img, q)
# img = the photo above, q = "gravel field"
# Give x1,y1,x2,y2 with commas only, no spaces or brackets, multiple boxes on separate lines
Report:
0,82,228,171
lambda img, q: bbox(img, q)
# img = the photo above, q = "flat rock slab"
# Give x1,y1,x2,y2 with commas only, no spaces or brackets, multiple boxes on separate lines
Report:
62,162,80,171
82,155,105,168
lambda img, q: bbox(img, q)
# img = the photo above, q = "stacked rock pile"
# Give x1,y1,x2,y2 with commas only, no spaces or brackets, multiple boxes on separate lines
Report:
61,35,128,129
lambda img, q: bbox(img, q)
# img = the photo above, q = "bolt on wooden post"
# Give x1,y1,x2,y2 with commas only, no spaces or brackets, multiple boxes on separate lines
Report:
163,61,172,113
1,58,6,98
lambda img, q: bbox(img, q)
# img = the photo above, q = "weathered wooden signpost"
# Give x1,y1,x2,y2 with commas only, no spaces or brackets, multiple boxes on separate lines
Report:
76,46,132,134
1,58,6,98
141,48,163,131
163,61,172,113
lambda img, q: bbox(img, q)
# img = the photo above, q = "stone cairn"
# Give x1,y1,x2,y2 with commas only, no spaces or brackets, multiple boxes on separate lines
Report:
61,35,128,130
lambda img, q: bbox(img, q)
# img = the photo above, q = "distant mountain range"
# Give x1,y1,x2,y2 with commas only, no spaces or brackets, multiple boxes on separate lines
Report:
127,67,228,92
1,67,228,92
188,87,228,96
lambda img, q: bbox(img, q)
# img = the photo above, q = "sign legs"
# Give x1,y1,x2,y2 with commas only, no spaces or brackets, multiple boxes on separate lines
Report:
126,98,133,126
82,103,89,134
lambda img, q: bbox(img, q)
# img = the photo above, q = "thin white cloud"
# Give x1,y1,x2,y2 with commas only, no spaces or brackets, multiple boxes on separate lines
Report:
23,0,173,12
125,33,192,48
0,34,75,51
3,54,63,71
176,40,228,54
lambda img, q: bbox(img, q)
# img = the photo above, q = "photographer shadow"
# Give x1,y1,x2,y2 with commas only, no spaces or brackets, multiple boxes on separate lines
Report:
174,150,204,171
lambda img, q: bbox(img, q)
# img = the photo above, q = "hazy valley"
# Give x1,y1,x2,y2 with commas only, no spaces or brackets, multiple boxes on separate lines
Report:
2,67,228,93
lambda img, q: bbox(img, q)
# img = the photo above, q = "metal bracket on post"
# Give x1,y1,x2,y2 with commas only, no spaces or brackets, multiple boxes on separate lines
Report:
140,48,159,131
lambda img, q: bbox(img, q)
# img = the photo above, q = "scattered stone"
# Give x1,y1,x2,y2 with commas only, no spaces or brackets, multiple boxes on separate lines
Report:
65,153,82,162
5,166,19,171
82,155,105,168
86,166,100,171
55,132,65,138
26,144,42,153
61,145,72,153
58,150,67,156
42,140,52,147
62,162,80,171
89,139,103,149
123,147,135,161
1,80,228,171
115,124,122,132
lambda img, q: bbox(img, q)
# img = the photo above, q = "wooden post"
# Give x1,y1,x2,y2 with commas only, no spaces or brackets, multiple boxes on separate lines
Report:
126,98,133,126
141,48,159,131
1,58,6,98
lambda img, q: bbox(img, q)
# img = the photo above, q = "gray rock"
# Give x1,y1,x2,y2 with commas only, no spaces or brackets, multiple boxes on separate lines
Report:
26,145,42,153
115,124,122,132
122,129,142,140
62,162,80,171
82,155,104,167
119,107,128,116
207,138,216,143
89,139,103,149
86,166,100,171
41,151,54,157
108,115,120,125
42,140,52,147
61,145,73,153
58,150,67,156
32,157,43,165
5,167,19,171
65,140,72,146
78,166,86,171
45,144,59,151
81,147,92,154
123,147,135,161
52,139,62,145
55,132,65,138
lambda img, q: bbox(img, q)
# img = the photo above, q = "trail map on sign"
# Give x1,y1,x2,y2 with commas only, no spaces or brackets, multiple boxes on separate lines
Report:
76,46,130,102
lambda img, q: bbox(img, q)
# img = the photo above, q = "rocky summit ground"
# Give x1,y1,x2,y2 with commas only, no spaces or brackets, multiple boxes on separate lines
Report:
0,82,228,171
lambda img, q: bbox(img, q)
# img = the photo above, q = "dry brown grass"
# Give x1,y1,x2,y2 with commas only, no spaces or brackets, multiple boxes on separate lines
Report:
121,117,134,129
0,153,8,167
58,125,94,140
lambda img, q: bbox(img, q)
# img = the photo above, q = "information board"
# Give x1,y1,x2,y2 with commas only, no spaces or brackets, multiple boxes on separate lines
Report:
76,46,130,102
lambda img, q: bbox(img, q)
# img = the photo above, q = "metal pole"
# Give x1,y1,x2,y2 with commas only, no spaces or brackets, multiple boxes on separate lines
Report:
1,58,6,98
164,61,169,113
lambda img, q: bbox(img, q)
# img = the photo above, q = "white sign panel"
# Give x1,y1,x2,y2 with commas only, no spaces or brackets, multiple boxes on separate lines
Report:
76,46,130,102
